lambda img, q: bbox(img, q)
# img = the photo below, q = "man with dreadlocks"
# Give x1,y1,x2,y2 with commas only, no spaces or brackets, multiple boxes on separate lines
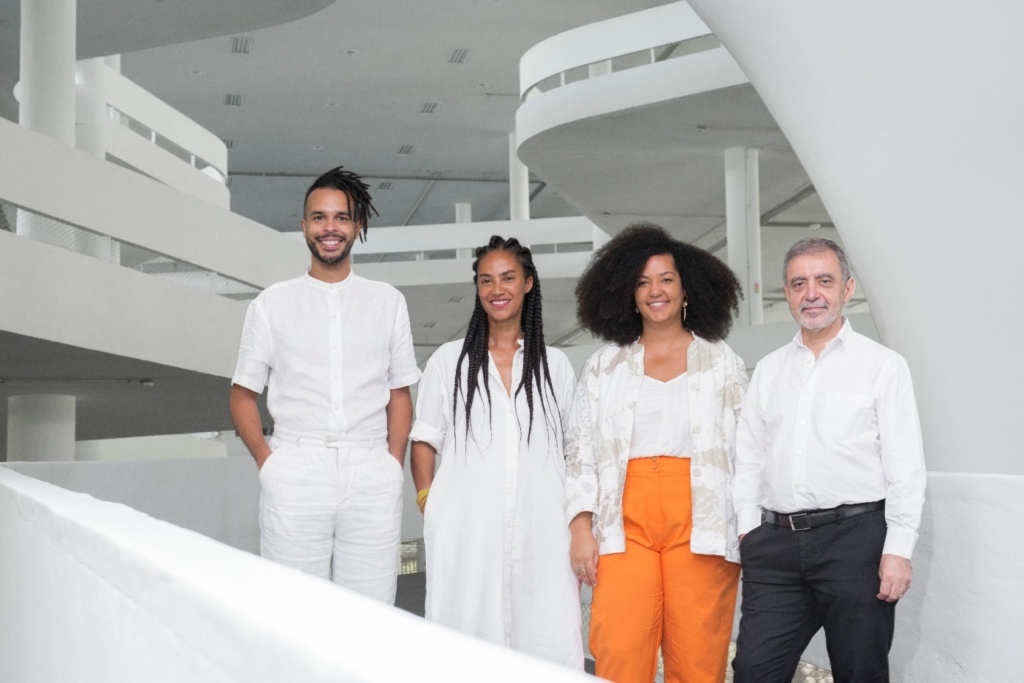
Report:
409,236,584,669
229,166,419,604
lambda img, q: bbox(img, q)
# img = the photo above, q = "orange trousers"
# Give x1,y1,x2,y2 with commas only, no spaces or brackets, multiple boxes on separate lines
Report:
590,457,740,683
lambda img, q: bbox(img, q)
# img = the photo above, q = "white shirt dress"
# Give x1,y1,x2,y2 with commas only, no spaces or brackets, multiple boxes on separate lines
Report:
410,339,584,670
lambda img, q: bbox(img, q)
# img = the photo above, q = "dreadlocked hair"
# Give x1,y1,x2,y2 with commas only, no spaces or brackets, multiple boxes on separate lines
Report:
304,166,380,241
453,235,559,445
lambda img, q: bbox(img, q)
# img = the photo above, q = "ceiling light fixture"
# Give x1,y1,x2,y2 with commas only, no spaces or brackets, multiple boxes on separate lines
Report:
419,102,440,114
343,49,360,56
222,138,235,150
326,102,341,107
312,145,325,150
448,49,471,64
476,83,488,88
190,70,202,76
377,181,394,191
809,223,822,230
398,145,415,155
224,94,245,107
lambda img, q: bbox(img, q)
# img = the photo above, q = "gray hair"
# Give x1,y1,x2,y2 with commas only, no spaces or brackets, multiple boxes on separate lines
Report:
782,238,852,283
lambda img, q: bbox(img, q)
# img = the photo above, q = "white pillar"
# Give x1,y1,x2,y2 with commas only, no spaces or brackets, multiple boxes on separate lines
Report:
508,132,530,221
724,146,763,325
18,0,77,145
6,395,76,462
75,58,107,159
103,54,121,73
455,202,472,224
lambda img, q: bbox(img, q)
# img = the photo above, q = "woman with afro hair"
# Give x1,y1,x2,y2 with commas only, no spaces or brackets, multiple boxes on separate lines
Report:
565,223,748,683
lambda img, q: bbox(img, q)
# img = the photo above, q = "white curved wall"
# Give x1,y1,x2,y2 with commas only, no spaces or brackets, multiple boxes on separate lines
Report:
0,467,591,683
685,1,1024,476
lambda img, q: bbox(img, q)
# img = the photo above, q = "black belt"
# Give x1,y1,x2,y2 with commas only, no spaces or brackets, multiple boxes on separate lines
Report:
763,500,885,531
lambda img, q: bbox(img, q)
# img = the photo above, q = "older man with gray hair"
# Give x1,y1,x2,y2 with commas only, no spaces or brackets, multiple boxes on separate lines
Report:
731,238,926,683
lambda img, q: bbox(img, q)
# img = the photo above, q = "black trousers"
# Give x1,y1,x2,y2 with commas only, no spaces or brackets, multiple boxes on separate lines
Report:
732,509,896,683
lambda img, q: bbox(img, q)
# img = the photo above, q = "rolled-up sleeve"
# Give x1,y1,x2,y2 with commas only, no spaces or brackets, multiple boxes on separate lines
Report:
232,298,272,394
410,353,447,452
564,355,599,526
734,364,766,536
877,355,926,559
388,293,421,390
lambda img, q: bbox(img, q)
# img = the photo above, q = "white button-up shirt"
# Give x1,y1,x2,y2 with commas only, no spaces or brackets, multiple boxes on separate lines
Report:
734,319,926,559
232,272,420,439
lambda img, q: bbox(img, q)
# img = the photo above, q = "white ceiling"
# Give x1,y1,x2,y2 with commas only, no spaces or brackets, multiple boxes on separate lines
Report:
119,0,675,231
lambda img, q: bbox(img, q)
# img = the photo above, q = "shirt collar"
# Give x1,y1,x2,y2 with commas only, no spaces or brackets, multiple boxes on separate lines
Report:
303,268,357,291
791,316,853,351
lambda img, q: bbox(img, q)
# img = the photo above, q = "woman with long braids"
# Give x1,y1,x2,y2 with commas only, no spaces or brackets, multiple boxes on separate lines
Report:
410,236,583,669
566,223,747,683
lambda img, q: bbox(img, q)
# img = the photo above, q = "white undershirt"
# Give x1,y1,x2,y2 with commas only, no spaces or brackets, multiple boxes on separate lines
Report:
629,373,691,458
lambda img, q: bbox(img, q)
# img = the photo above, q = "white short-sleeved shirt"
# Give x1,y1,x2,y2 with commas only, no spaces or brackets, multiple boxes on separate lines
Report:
232,271,421,439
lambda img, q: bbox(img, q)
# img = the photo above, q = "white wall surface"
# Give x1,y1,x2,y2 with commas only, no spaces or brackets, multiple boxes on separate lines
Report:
686,0,1024,476
797,473,1024,682
0,467,590,683
75,434,228,462
3,457,260,553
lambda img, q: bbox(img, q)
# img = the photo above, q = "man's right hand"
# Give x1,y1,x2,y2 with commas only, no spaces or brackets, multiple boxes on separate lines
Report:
255,449,273,470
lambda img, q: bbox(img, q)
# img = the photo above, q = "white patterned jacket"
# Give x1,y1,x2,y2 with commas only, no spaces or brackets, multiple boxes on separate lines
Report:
565,336,748,562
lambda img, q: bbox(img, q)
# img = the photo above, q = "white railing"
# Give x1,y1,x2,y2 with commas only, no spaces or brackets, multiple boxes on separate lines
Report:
0,467,592,683
104,66,227,178
1,117,307,293
519,2,717,101
102,66,230,208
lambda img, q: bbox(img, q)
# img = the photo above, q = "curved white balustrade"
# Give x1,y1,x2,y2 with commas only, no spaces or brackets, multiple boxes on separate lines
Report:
519,2,714,100
103,66,227,178
0,467,592,683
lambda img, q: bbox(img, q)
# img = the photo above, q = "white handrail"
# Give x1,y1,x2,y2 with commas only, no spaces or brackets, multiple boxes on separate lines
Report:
519,2,712,98
104,65,228,176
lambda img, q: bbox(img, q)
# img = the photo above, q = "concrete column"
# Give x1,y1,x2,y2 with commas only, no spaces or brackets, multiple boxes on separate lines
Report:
455,202,472,224
508,132,530,221
19,0,77,145
7,395,76,462
103,54,121,73
724,146,763,325
75,58,107,159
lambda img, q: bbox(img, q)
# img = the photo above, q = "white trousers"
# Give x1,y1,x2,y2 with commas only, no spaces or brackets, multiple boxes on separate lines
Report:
258,433,404,604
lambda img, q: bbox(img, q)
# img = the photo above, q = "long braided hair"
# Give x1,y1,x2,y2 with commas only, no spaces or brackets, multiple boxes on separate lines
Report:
453,236,558,444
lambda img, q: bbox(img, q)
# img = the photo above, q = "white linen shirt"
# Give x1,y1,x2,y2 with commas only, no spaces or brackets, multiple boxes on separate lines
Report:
734,318,926,559
232,272,420,439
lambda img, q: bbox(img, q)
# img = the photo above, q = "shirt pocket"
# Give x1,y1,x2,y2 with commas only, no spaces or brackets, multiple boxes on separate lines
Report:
821,392,875,443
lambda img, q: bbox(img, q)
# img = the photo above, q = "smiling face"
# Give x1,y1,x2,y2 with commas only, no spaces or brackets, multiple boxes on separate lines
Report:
301,188,362,266
784,249,856,332
475,250,533,327
635,253,686,329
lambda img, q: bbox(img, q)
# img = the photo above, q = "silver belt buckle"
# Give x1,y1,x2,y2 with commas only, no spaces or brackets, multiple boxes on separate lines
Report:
789,513,811,531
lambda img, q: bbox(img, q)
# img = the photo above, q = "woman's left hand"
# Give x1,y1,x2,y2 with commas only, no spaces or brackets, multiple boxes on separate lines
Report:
569,513,600,588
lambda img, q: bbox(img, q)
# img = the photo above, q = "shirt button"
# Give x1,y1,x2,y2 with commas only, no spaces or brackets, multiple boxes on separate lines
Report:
690,384,699,391
796,450,802,455
691,425,701,434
